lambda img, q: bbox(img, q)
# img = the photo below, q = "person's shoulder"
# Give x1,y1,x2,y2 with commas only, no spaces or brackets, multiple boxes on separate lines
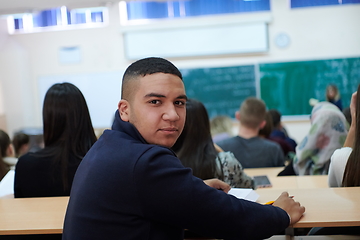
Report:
217,151,236,161
331,147,352,163
217,136,238,146
17,151,38,163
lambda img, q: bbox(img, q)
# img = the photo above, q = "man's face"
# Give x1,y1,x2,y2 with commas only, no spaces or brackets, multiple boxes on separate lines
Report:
119,73,187,148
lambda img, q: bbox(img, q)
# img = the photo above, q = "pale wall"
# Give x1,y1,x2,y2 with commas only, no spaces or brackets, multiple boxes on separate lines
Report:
0,0,359,139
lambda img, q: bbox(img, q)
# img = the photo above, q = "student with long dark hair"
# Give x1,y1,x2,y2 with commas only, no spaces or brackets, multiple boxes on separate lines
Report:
172,98,254,188
14,82,97,198
329,85,359,187
0,130,14,180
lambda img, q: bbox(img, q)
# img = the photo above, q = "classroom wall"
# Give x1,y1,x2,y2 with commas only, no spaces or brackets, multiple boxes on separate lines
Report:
0,0,359,142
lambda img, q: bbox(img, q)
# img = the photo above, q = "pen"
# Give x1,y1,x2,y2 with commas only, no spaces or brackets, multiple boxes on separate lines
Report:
264,196,294,205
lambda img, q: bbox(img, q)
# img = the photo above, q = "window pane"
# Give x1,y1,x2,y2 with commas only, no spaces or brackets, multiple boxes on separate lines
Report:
127,2,169,20
126,0,270,20
342,0,360,3
72,12,86,24
291,0,339,8
14,18,23,30
91,11,103,22
33,9,60,27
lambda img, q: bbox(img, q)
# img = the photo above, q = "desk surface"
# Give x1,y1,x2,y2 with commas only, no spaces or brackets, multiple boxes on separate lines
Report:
1,188,359,235
256,187,360,228
244,167,284,178
0,196,69,235
244,167,329,189
268,175,329,189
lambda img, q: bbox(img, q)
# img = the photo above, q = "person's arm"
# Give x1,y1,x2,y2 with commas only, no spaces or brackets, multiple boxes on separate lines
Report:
136,148,295,239
273,192,306,226
203,178,231,193
343,91,357,148
218,152,255,189
214,143,224,152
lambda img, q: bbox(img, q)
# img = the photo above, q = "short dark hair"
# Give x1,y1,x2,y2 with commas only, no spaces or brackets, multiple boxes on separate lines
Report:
268,109,282,128
121,57,182,101
259,111,274,138
239,97,266,128
12,133,30,157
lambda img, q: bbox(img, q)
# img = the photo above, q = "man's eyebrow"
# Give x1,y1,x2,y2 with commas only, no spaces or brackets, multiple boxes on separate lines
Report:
144,93,166,98
177,95,188,100
144,93,187,100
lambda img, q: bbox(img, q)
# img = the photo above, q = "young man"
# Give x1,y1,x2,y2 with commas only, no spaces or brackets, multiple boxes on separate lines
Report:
62,57,305,240
218,97,285,168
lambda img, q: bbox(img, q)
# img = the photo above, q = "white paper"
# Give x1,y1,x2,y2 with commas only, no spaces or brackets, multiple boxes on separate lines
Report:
228,188,259,202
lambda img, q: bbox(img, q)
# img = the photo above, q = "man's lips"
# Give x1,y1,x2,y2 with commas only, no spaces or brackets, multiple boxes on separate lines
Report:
158,127,178,132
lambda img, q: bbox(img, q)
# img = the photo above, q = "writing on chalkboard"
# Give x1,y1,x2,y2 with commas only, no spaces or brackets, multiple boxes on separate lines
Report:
260,57,360,115
181,65,256,119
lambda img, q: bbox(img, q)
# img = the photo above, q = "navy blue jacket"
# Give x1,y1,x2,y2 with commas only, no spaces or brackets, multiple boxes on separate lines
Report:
62,111,289,240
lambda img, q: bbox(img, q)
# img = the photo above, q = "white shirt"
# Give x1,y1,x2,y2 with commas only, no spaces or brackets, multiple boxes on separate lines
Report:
328,147,352,187
3,157,18,170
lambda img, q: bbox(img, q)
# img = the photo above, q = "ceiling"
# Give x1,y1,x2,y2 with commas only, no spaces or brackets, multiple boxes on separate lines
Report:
0,0,117,15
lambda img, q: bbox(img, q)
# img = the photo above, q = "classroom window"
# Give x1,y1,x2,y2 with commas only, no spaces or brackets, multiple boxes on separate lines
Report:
7,6,108,34
291,0,360,8
120,0,270,24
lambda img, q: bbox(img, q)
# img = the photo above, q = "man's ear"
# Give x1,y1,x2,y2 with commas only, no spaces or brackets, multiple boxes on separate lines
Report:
118,99,130,122
259,120,266,129
235,111,240,121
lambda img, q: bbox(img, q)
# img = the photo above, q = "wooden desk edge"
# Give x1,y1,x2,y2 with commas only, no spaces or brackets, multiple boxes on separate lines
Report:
293,221,360,228
0,229,63,235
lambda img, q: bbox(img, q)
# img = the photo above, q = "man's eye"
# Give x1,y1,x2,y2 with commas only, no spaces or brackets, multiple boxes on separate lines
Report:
150,100,160,104
175,101,185,106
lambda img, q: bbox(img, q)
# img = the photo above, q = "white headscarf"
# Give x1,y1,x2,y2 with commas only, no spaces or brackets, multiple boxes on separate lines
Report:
293,102,348,175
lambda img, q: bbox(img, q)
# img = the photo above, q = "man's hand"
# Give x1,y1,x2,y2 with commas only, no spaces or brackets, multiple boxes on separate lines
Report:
272,192,305,225
204,178,231,193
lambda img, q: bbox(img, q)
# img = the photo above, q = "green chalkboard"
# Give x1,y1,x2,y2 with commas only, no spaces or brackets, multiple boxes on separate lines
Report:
180,65,256,119
260,57,360,115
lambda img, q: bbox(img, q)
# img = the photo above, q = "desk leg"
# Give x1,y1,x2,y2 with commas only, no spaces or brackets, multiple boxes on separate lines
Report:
285,227,294,237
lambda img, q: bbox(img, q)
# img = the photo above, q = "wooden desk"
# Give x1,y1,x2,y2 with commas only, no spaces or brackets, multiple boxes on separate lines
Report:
1,188,359,236
266,175,329,189
244,167,283,178
256,187,360,228
0,197,69,235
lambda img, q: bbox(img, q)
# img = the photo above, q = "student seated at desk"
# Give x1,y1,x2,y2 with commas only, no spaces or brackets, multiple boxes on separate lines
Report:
12,132,30,158
292,102,348,176
217,97,284,168
172,98,255,189
310,89,360,236
63,57,305,240
0,129,17,178
210,115,234,143
14,83,97,198
329,86,360,187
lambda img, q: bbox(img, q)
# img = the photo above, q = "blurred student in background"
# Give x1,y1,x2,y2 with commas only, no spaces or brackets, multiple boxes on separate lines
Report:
172,98,254,189
326,84,342,111
217,97,284,168
210,115,234,143
292,102,347,175
14,82,97,198
12,132,30,158
0,130,15,180
0,129,17,171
